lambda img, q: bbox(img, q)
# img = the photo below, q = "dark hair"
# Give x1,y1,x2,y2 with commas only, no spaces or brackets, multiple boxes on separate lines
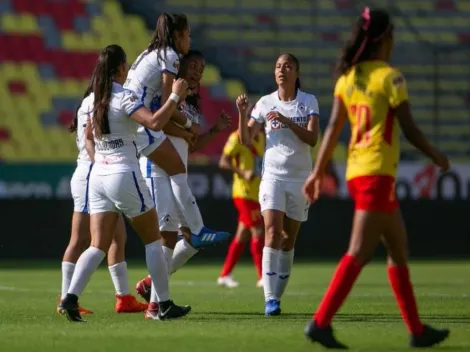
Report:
148,13,188,60
69,84,93,133
92,44,127,138
279,53,301,91
180,50,204,112
336,7,393,76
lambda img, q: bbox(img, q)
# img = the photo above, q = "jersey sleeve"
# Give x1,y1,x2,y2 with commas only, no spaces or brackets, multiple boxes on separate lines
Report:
385,69,409,108
250,98,265,124
333,75,346,102
222,133,240,157
121,89,145,116
161,49,180,76
307,95,320,118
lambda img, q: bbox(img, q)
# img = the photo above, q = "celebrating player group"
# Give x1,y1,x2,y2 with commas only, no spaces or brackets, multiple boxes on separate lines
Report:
58,6,450,349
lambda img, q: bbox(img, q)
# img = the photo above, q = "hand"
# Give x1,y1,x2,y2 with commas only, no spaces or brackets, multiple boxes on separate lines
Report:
302,171,323,203
188,124,199,137
266,111,290,125
242,169,255,181
236,94,249,114
433,152,450,173
214,111,232,132
172,78,189,100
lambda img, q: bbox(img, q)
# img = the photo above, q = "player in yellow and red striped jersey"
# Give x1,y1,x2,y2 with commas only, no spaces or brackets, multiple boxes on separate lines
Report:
302,8,450,349
217,129,265,288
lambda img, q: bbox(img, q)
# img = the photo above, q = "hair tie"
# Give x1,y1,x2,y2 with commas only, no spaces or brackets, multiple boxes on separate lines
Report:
362,7,371,31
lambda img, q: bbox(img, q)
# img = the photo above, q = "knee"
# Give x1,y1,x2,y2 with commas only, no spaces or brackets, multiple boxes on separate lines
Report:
69,235,90,253
346,245,374,266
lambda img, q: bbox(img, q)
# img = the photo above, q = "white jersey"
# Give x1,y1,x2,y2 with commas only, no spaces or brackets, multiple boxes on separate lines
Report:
140,100,201,178
76,93,94,165
251,90,319,182
91,82,144,175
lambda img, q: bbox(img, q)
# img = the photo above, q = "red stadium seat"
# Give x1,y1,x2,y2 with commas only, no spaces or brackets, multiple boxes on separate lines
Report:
435,0,456,10
0,128,11,141
58,110,75,128
335,0,352,9
321,32,339,42
458,33,470,43
8,80,27,94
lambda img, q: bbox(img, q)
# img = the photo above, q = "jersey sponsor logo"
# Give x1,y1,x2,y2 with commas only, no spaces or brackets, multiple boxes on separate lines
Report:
96,138,124,151
269,116,308,130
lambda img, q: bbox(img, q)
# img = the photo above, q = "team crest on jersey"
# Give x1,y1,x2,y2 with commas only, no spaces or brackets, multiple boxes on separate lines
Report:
270,120,281,129
298,103,305,111
164,214,171,223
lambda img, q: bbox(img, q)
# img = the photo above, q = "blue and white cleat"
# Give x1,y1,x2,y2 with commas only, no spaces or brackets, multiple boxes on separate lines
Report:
265,299,281,316
190,227,232,249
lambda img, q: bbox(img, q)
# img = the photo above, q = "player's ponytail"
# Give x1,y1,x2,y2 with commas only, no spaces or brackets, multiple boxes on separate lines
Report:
92,44,126,138
148,13,188,60
336,7,393,77
69,82,94,133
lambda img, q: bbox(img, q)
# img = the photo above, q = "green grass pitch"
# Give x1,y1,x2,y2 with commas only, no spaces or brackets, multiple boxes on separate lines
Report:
0,261,469,351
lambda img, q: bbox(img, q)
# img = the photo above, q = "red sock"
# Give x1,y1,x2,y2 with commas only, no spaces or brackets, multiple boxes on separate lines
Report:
388,266,424,335
314,254,363,328
250,236,264,279
220,239,245,277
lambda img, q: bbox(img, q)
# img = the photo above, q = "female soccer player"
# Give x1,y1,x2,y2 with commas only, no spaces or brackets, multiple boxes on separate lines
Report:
124,13,231,249
237,53,319,315
60,88,147,314
59,44,191,322
217,127,265,288
302,8,450,349
134,50,233,306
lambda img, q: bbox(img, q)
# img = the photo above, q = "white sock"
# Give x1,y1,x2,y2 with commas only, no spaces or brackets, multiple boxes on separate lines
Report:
169,174,204,234
145,239,170,303
162,246,174,274
171,238,198,274
108,261,130,296
262,247,281,302
68,246,106,297
61,262,76,299
275,249,294,299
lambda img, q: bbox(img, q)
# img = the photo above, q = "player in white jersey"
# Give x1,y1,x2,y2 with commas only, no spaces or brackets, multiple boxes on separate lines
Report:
134,50,233,304
124,13,231,249
59,45,191,322
59,87,147,315
237,54,319,316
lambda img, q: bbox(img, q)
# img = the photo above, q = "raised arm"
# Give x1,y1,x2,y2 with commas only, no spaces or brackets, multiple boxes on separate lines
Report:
237,94,262,145
190,111,232,152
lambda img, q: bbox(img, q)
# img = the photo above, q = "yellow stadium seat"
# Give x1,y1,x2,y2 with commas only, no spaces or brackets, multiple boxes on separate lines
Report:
0,143,16,161
457,1,470,11
91,16,108,34
240,0,275,9
280,0,312,10
318,0,335,9
201,65,221,86
19,14,39,33
168,0,204,7
224,79,246,101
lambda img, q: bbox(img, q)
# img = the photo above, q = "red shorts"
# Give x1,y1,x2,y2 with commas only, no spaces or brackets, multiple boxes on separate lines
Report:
233,198,262,228
347,175,398,213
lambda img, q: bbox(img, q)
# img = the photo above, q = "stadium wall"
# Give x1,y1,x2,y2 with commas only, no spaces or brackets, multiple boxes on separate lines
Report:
1,165,469,260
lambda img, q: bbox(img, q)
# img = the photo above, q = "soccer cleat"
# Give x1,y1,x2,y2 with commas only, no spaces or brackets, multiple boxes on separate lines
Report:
256,279,263,288
157,300,191,320
264,299,281,316
144,302,160,320
410,324,450,348
115,294,148,313
56,295,93,315
217,275,239,288
190,227,232,249
59,294,86,323
304,320,348,349
135,276,152,303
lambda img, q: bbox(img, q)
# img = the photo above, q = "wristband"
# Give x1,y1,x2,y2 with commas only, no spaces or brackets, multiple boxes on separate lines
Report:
184,118,192,129
169,92,180,103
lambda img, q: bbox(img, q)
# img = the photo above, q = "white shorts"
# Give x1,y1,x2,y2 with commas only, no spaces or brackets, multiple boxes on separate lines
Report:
70,162,93,213
259,178,310,222
146,176,186,232
88,169,154,218
137,129,166,157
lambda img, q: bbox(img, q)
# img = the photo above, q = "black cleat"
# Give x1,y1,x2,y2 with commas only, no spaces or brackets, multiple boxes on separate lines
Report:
305,320,348,349
59,294,86,323
410,324,450,348
157,300,191,320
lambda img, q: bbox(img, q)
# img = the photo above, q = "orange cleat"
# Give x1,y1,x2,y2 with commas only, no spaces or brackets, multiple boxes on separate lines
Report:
135,276,152,303
115,294,148,313
56,296,94,315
